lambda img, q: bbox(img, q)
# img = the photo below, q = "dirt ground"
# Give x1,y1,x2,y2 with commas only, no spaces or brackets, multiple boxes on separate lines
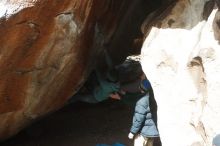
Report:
1,100,161,146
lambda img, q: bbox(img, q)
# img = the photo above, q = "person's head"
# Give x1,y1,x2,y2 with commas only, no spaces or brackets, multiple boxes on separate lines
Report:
115,58,143,84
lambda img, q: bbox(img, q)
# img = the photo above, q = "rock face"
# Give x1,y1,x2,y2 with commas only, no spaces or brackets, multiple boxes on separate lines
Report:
141,0,220,146
2,0,219,145
0,0,158,140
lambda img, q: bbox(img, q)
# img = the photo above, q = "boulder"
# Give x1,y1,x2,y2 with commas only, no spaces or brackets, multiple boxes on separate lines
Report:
0,0,156,140
141,0,220,145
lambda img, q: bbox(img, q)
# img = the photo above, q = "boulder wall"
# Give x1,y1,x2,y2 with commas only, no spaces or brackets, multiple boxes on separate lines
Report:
0,0,157,140
141,0,220,146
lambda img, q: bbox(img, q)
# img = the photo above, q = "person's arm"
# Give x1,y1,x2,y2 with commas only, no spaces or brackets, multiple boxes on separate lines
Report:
109,92,121,100
130,95,149,135
120,79,141,93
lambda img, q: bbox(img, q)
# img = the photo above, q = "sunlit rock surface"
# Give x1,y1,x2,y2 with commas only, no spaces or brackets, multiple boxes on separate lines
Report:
141,0,220,146
0,0,154,140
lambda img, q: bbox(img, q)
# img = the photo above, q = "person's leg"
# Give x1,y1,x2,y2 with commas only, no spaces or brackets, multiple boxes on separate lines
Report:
78,94,99,103
68,94,99,104
144,138,154,146
134,134,145,146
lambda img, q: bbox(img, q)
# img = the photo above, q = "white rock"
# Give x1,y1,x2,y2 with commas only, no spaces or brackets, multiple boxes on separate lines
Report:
141,1,220,146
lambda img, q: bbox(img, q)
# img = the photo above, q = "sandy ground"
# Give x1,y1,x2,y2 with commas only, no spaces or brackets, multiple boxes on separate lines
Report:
1,100,161,146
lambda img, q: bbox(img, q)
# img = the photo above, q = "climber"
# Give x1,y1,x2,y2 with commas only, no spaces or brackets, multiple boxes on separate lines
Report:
115,59,159,146
73,54,145,104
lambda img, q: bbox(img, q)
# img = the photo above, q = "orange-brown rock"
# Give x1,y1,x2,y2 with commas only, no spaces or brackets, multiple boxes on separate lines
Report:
0,0,158,140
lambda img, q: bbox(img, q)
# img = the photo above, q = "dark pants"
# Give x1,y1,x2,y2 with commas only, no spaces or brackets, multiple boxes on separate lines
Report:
68,94,99,104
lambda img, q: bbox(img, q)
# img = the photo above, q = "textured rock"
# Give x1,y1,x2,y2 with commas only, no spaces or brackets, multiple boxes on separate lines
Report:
0,0,158,140
141,0,220,146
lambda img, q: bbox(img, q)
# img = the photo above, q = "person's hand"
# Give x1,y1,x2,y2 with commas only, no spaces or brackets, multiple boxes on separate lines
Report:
128,132,134,139
109,93,121,100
